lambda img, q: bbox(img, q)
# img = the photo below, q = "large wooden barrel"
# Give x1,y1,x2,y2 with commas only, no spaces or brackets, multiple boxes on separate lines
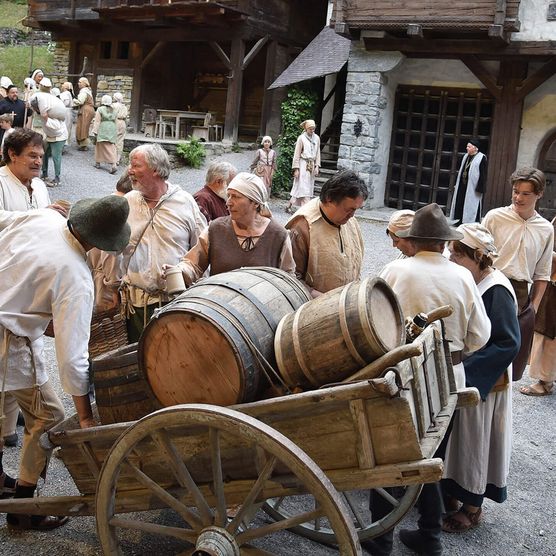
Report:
91,343,162,425
138,267,311,407
275,277,405,389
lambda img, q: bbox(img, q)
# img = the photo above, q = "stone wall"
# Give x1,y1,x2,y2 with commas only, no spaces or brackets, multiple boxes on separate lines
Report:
96,74,133,114
51,41,71,88
336,42,403,207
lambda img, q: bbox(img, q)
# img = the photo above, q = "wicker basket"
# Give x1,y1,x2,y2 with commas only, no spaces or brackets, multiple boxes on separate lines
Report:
88,307,129,359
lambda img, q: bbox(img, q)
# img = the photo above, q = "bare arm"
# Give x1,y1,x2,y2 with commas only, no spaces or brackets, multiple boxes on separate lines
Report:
531,279,548,313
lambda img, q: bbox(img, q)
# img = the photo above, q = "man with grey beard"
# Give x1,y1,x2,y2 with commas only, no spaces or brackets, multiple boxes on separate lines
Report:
193,160,237,222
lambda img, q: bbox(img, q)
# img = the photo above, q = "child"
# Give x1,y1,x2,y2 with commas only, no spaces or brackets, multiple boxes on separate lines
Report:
250,135,276,196
0,113,15,164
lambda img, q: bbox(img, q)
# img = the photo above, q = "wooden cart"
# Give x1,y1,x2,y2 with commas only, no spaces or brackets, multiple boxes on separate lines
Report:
0,323,477,555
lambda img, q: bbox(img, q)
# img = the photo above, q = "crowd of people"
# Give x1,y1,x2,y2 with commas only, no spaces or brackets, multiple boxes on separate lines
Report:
0,97,554,556
0,70,128,186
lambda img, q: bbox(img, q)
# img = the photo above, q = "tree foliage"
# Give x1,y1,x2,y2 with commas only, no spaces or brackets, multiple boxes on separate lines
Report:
273,86,318,194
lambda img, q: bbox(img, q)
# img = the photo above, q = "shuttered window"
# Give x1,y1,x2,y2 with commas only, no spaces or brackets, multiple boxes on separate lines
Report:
385,86,494,212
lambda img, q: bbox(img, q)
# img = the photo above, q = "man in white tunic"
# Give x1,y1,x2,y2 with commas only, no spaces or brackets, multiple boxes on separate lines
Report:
0,196,130,530
286,119,321,212
0,129,67,448
449,138,487,224
368,203,490,556
482,167,554,380
119,143,207,342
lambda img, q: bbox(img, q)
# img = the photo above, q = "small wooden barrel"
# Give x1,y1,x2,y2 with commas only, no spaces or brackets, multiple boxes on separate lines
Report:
139,267,311,407
275,277,405,389
91,343,161,425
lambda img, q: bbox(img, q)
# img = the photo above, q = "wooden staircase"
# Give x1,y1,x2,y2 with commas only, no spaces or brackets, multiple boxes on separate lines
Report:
315,110,342,193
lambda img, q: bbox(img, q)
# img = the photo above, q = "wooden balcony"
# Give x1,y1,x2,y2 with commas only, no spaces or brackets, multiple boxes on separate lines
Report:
332,0,521,41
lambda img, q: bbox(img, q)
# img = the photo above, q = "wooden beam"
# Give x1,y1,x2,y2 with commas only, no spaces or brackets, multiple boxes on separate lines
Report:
515,57,556,102
461,56,502,100
209,41,231,69
223,38,245,143
241,35,269,71
140,41,166,70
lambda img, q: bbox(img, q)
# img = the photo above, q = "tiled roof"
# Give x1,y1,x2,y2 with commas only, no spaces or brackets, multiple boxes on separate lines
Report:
268,26,351,89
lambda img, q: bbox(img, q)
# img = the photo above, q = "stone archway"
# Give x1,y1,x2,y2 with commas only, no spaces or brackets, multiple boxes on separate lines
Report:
538,130,556,221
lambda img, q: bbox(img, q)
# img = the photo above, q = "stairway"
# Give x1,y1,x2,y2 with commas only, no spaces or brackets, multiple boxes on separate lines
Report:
315,112,342,194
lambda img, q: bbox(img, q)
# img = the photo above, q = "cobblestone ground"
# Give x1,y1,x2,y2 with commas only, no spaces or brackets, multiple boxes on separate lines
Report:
1,142,555,555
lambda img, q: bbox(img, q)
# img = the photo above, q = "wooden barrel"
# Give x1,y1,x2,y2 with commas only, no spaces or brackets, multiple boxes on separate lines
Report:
274,277,405,389
91,343,162,425
138,267,311,407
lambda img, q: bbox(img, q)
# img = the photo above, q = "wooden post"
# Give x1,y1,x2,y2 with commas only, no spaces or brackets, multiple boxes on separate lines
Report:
483,59,527,211
130,43,144,133
223,38,245,143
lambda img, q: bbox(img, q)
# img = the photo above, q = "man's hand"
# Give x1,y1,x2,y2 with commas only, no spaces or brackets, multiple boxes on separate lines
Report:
293,169,299,179
47,203,69,218
72,394,97,429
79,417,99,429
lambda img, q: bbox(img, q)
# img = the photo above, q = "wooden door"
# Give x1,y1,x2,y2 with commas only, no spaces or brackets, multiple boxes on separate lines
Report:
385,86,494,213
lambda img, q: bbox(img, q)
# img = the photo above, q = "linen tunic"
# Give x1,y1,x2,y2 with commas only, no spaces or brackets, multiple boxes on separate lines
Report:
0,210,94,395
442,270,519,505
59,89,74,144
290,132,321,200
73,87,95,142
379,251,491,388
482,206,554,283
287,197,364,294
121,183,207,307
0,165,50,230
250,148,276,193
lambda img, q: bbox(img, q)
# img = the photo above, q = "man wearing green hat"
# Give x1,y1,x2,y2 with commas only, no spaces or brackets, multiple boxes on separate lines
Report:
0,195,130,531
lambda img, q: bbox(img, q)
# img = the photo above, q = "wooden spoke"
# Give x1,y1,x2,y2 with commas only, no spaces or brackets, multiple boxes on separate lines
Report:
150,428,213,525
226,454,277,534
109,517,197,543
374,487,400,507
209,427,227,527
124,457,203,530
343,492,367,530
237,507,324,545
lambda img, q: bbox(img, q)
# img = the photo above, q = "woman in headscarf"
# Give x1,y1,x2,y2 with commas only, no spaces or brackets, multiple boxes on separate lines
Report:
250,135,276,196
91,94,118,174
386,209,415,258
112,92,128,165
170,172,295,286
59,81,75,147
441,223,520,532
27,69,45,136
286,119,321,213
73,77,95,150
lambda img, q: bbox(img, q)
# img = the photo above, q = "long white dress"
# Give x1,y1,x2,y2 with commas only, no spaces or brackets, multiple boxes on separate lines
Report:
290,131,321,202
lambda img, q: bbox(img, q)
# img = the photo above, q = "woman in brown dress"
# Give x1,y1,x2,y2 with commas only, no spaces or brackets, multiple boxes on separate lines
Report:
73,77,95,150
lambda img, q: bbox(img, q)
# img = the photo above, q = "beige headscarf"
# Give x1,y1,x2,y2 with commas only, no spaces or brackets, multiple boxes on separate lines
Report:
457,223,499,261
387,209,415,236
227,172,272,218
301,119,316,130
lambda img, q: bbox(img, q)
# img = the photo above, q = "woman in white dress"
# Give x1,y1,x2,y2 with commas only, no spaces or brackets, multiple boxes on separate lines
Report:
442,223,520,532
59,81,74,146
286,119,320,213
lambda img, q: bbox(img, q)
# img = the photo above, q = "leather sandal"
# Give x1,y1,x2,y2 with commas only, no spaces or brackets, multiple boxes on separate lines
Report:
442,507,482,533
7,513,69,531
520,381,553,396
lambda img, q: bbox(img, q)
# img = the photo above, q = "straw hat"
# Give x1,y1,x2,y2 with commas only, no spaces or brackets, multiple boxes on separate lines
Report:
68,196,131,251
396,203,463,241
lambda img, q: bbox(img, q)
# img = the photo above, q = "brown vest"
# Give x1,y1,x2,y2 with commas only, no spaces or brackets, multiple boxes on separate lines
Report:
208,216,287,276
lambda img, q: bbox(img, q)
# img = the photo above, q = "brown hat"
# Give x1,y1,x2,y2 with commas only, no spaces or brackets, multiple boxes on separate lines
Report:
396,203,463,241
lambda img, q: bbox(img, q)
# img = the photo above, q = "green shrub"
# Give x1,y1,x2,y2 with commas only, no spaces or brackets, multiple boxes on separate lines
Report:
273,86,319,194
176,137,206,169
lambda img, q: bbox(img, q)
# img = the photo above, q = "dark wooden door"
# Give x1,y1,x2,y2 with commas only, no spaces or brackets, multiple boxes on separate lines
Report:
385,86,494,213
538,130,556,222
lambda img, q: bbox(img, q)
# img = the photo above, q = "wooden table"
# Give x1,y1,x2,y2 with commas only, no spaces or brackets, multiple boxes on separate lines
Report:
156,109,208,139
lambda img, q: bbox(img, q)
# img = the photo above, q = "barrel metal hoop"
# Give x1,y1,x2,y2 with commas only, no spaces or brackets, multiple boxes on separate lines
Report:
207,281,279,331
357,277,383,353
94,371,145,389
291,305,319,387
96,390,152,407
338,284,367,367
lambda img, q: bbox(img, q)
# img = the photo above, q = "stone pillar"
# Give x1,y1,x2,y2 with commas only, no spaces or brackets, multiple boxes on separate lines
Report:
52,42,71,88
336,43,403,207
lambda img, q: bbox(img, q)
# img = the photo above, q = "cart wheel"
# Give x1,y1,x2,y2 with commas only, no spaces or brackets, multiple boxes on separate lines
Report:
263,484,422,545
95,404,361,555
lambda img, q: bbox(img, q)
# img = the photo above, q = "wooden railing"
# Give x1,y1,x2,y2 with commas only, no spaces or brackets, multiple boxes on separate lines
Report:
332,0,521,32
